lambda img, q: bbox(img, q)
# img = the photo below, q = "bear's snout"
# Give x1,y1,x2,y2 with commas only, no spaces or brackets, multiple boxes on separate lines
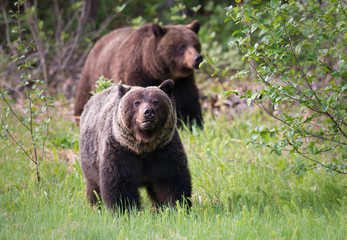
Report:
183,46,202,70
140,106,156,130
194,54,203,69
143,107,155,119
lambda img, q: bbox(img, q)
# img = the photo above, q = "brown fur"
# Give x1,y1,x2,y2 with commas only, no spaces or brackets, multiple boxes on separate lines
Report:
75,20,203,128
79,80,192,211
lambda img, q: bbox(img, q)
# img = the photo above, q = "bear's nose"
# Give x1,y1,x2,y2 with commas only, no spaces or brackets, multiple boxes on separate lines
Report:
194,54,203,67
143,108,155,118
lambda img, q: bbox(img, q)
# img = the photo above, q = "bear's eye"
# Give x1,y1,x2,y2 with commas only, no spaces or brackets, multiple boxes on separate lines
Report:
153,100,159,107
135,101,140,107
178,44,186,54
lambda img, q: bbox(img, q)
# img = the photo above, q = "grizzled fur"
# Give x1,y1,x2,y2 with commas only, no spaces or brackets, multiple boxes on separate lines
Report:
79,80,192,211
75,20,203,128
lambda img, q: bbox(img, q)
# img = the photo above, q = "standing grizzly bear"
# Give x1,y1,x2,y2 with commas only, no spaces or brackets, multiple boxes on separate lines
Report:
79,80,192,211
75,20,203,128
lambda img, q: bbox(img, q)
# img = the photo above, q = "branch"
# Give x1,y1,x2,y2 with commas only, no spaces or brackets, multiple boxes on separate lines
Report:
246,22,304,97
60,1,89,70
53,0,64,67
279,6,346,140
1,94,31,131
324,110,347,139
0,115,36,164
76,13,118,67
258,100,291,127
0,4,17,56
279,8,321,106
287,139,346,174
245,61,347,145
23,0,48,84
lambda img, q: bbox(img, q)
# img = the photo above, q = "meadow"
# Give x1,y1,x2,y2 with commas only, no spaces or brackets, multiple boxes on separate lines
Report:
1,0,346,239
1,106,346,240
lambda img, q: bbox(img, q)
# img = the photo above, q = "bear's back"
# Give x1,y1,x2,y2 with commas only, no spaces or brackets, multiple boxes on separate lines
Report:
81,86,119,130
79,87,121,166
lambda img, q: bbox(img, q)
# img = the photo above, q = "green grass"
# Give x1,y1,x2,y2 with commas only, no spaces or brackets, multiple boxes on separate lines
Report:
0,109,346,239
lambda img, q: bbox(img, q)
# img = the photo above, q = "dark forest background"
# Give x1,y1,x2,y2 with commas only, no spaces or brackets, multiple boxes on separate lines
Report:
0,0,242,102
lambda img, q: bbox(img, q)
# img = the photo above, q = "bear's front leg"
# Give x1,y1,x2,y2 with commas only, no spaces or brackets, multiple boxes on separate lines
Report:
147,176,192,209
99,148,142,212
146,132,192,209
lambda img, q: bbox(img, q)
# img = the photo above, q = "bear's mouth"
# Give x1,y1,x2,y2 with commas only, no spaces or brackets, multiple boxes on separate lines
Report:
141,120,155,129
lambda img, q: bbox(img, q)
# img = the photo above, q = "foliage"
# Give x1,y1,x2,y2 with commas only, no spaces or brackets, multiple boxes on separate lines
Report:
223,0,346,174
198,1,247,76
90,76,116,96
0,0,53,182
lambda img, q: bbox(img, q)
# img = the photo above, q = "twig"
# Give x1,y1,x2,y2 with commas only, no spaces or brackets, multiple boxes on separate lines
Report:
0,115,36,164
17,1,41,182
285,136,346,174
1,95,30,131
246,20,304,97
76,13,118,67
23,0,48,84
0,3,17,56
60,1,88,70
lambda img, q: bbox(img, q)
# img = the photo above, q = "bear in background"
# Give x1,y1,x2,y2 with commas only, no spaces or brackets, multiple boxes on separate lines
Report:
75,20,203,128
79,80,192,211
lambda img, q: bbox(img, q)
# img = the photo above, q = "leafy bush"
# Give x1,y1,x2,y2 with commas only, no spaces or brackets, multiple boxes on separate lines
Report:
0,0,53,182
90,76,116,95
224,0,346,173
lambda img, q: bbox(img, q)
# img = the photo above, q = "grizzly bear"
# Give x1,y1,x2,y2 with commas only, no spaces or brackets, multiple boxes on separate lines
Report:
74,20,203,128
79,79,192,211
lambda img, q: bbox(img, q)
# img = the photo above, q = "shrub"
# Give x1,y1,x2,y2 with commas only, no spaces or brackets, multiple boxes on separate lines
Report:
224,0,346,174
0,0,53,182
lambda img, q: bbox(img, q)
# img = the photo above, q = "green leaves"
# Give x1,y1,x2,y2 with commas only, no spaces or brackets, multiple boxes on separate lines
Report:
320,105,329,113
90,76,116,95
225,0,347,174
246,92,260,106
114,4,127,13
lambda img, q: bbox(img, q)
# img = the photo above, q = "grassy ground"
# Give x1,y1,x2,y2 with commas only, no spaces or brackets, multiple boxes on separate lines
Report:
0,107,346,239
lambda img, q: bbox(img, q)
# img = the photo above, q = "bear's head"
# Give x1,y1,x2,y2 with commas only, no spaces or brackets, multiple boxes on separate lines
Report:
114,79,177,154
152,20,202,79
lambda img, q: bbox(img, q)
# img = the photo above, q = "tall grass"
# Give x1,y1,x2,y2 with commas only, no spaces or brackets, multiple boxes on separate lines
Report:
0,107,346,239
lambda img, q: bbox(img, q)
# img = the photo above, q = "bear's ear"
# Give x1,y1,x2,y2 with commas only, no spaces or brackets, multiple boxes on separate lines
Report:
118,84,131,98
187,20,200,34
158,79,174,98
152,23,166,38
